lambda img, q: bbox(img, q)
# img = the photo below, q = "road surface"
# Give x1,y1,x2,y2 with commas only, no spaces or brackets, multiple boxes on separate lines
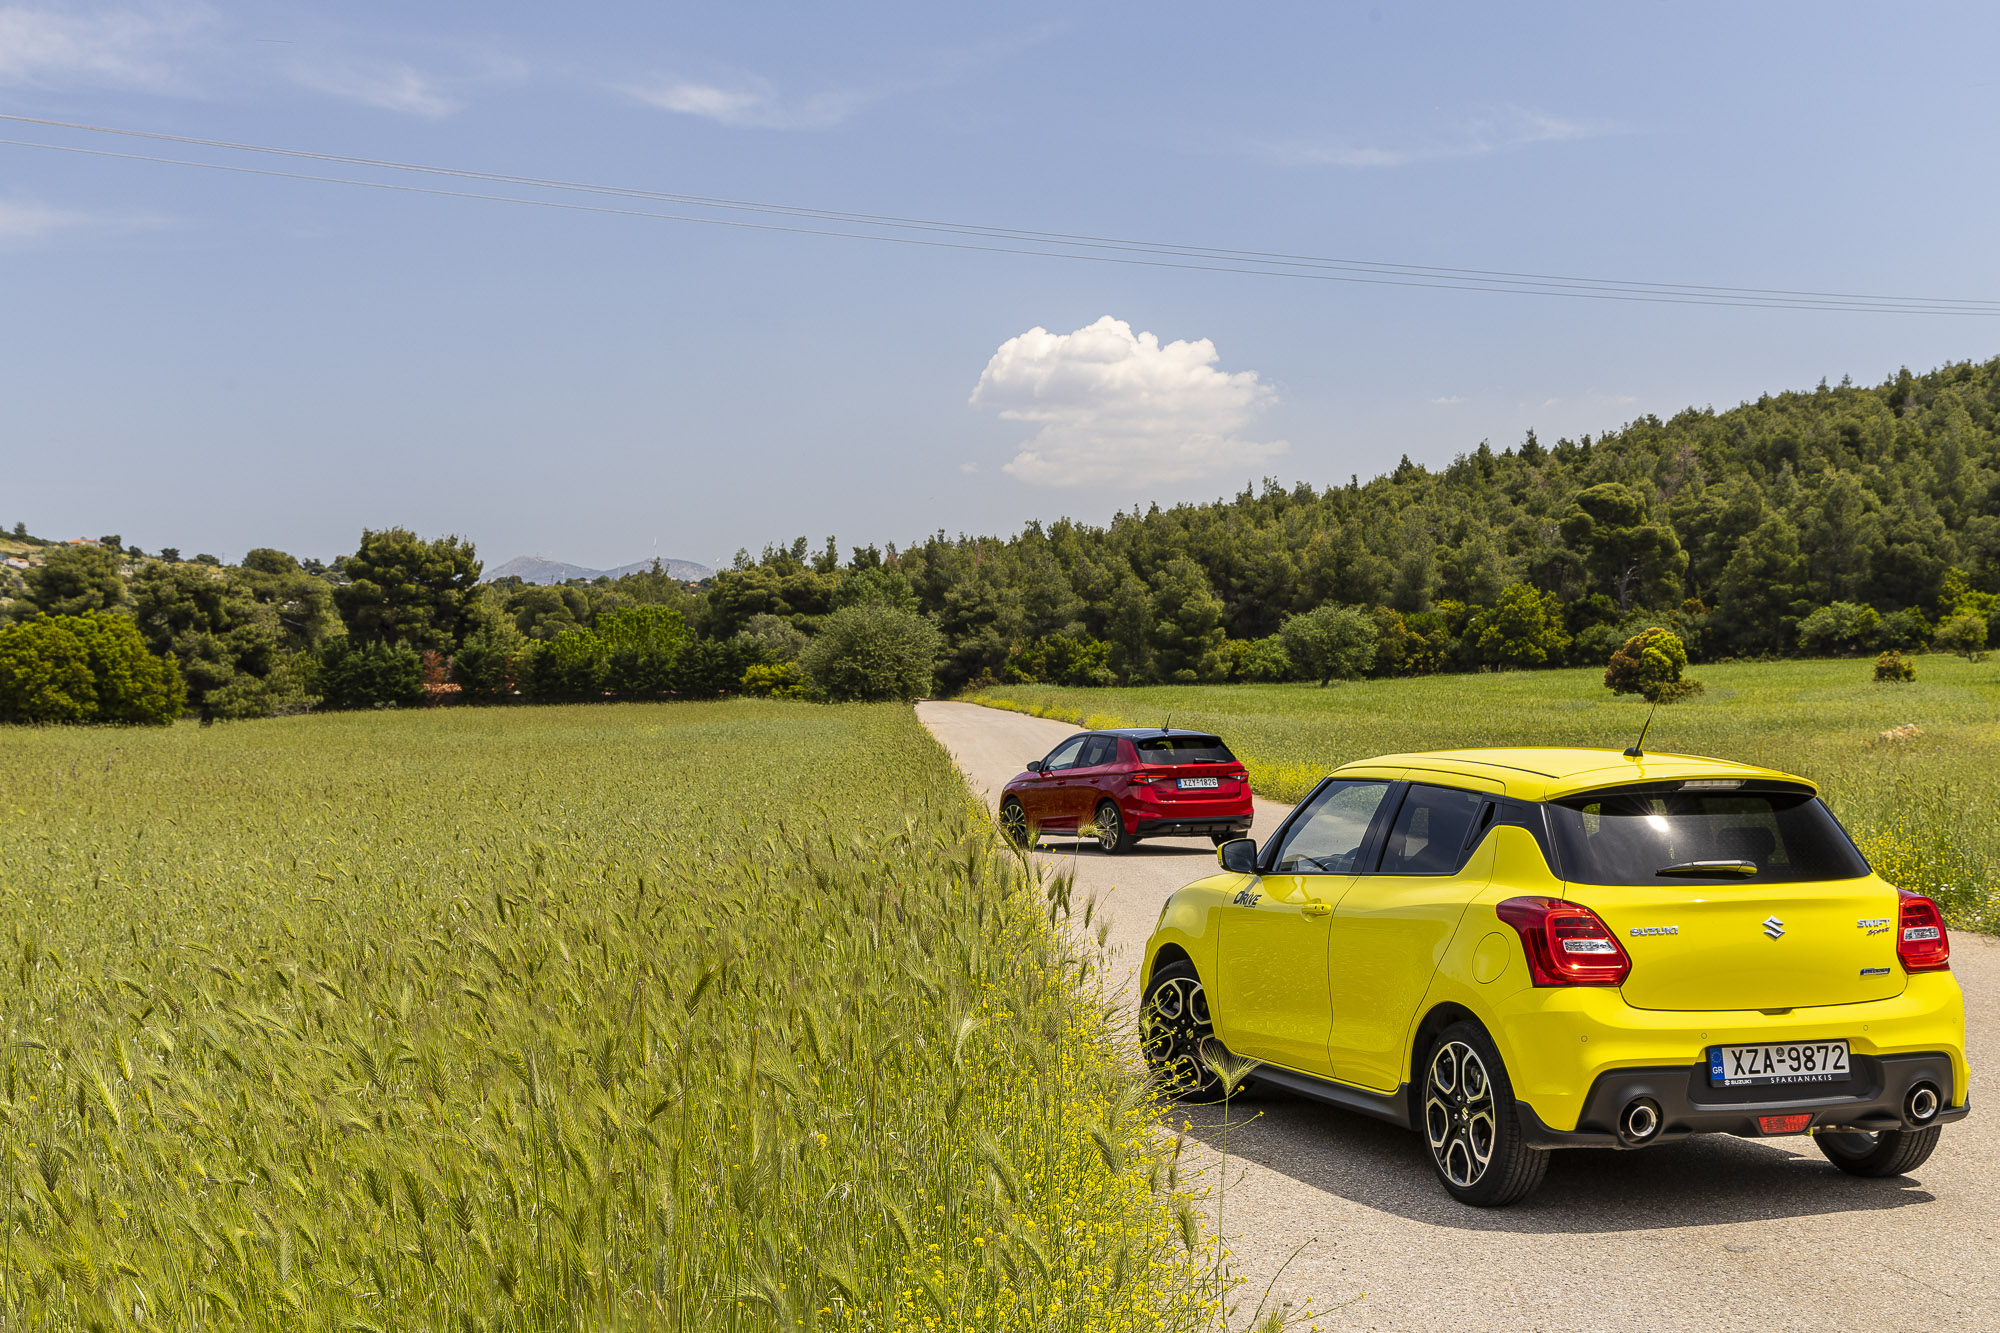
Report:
917,700,2000,1331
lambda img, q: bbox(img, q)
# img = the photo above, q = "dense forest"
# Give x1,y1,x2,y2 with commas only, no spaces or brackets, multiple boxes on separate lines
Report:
3,355,1997,721
702,355,2000,689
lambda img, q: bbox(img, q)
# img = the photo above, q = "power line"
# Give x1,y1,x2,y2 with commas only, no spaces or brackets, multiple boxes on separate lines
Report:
4,112,1996,316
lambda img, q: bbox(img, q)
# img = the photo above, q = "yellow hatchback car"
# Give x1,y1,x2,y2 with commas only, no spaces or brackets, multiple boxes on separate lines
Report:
1139,746,1967,1206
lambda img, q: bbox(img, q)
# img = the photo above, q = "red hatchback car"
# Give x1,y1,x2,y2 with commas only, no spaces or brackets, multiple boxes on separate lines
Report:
999,728,1254,854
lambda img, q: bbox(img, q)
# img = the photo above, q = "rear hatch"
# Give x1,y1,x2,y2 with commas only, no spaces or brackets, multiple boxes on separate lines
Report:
1133,733,1249,803
1547,783,1903,1011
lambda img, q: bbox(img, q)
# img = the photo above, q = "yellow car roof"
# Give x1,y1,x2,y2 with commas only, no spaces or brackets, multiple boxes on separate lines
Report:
1329,747,1814,803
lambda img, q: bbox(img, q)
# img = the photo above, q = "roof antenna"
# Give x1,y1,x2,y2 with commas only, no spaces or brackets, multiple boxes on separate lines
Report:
1623,700,1660,758
1161,713,1172,735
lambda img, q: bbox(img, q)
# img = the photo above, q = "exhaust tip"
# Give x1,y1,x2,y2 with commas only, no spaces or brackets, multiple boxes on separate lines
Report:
1906,1082,1941,1125
1619,1097,1662,1145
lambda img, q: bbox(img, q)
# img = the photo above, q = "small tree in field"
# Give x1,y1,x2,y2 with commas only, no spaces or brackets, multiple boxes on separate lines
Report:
1874,651,1917,683
800,603,942,702
1279,604,1378,685
1934,610,1989,661
1604,627,1702,703
1470,583,1571,668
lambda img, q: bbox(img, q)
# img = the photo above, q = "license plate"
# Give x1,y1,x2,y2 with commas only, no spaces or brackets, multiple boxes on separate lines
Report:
1708,1040,1850,1087
1177,777,1220,789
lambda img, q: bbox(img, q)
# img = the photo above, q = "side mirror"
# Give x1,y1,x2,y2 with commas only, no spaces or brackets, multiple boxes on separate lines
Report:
1217,838,1258,874
1025,760,1043,772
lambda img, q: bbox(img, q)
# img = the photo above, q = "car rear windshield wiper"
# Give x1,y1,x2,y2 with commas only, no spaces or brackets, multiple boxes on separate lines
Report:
1655,859,1759,878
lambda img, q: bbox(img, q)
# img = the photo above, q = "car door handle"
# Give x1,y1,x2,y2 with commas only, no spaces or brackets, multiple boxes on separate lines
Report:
1301,902,1332,918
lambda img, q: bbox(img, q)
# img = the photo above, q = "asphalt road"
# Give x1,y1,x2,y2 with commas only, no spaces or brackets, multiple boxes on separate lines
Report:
917,700,2000,1331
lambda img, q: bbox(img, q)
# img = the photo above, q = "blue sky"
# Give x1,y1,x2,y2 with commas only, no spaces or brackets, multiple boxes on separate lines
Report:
4,1,1998,570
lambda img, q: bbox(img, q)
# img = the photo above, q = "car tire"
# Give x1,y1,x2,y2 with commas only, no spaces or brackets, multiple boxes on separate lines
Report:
1421,1020,1549,1207
1139,959,1228,1102
999,798,1031,848
1094,800,1137,855
1815,1125,1942,1177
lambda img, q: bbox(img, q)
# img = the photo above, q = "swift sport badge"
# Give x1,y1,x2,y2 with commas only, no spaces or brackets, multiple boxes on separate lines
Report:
1857,917,1890,936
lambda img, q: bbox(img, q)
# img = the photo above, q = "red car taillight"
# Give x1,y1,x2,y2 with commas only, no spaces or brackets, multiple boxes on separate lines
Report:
1897,889,1951,972
1495,896,1631,987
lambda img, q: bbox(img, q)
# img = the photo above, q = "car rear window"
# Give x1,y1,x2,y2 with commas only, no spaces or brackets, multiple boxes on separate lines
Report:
1547,789,1871,885
1135,734,1235,765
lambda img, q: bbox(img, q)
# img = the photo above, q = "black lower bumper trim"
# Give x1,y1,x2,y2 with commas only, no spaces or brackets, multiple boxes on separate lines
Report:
1134,817,1253,838
1517,1051,1968,1149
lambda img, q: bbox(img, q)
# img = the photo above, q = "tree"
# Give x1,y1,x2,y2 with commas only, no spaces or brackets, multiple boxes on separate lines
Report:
1279,604,1379,685
1935,610,1989,661
236,548,338,651
1559,483,1688,609
0,613,184,725
1796,602,1885,657
799,603,942,702
333,528,481,652
1147,556,1227,682
316,639,425,710
1470,584,1572,667
524,627,607,698
132,562,289,719
1603,627,1702,703
597,605,690,695
25,545,127,617
1006,633,1115,686
734,613,809,662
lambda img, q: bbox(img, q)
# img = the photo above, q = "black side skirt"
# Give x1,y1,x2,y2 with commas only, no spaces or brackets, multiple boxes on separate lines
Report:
1248,1063,1413,1131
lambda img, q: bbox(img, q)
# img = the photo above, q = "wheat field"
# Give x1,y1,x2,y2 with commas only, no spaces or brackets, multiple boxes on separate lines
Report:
0,701,1222,1331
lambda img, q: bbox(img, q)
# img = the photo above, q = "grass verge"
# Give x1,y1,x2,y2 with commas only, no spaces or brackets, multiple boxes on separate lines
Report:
0,700,1217,1330
969,658,2000,932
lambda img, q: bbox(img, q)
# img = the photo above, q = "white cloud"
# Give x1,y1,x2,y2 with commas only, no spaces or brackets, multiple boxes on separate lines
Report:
0,3,212,90
1260,104,1613,168
288,60,460,116
959,462,979,474
971,316,1285,488
626,75,866,130
0,194,163,243
1431,395,1464,405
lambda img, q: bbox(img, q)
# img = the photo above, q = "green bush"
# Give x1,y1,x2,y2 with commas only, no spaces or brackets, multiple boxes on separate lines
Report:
1279,604,1378,685
597,605,690,695
800,603,942,702
523,627,605,699
316,638,424,710
1935,609,1990,661
671,637,766,697
1470,583,1572,668
1604,626,1703,703
1007,632,1116,686
1224,634,1293,682
1797,602,1884,656
0,612,185,725
741,659,807,698
1874,650,1917,682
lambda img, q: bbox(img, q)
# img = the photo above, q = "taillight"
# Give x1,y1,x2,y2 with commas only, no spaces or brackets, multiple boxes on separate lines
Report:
1495,896,1632,987
1128,774,1158,785
1896,889,1951,972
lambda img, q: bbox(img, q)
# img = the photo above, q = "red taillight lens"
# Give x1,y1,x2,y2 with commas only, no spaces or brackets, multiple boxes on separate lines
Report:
1896,889,1951,972
1495,896,1632,987
1758,1114,1812,1135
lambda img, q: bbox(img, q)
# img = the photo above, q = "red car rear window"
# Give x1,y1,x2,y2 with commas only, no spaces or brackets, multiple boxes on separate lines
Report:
1135,735,1235,765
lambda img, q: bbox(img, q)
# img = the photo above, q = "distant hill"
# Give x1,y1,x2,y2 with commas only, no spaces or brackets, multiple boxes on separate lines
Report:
490,554,712,585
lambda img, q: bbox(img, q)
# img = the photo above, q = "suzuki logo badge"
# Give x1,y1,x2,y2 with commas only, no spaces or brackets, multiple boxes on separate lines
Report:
1762,916,1786,940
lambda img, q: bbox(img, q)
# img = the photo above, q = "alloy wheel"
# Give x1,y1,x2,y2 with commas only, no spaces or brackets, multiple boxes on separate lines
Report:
1140,972,1219,1098
1425,1039,1498,1189
1097,804,1124,853
999,800,1029,847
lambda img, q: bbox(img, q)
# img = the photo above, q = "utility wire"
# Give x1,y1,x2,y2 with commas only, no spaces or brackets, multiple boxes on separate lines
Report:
3,112,1995,316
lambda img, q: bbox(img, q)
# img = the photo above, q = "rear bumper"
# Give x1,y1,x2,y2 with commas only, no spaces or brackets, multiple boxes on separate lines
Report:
1133,816,1253,839
1518,1051,1969,1148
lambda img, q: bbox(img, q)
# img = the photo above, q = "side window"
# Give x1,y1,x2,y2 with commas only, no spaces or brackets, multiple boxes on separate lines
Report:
1042,736,1087,772
1270,781,1393,874
1079,736,1118,768
1379,785,1487,875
